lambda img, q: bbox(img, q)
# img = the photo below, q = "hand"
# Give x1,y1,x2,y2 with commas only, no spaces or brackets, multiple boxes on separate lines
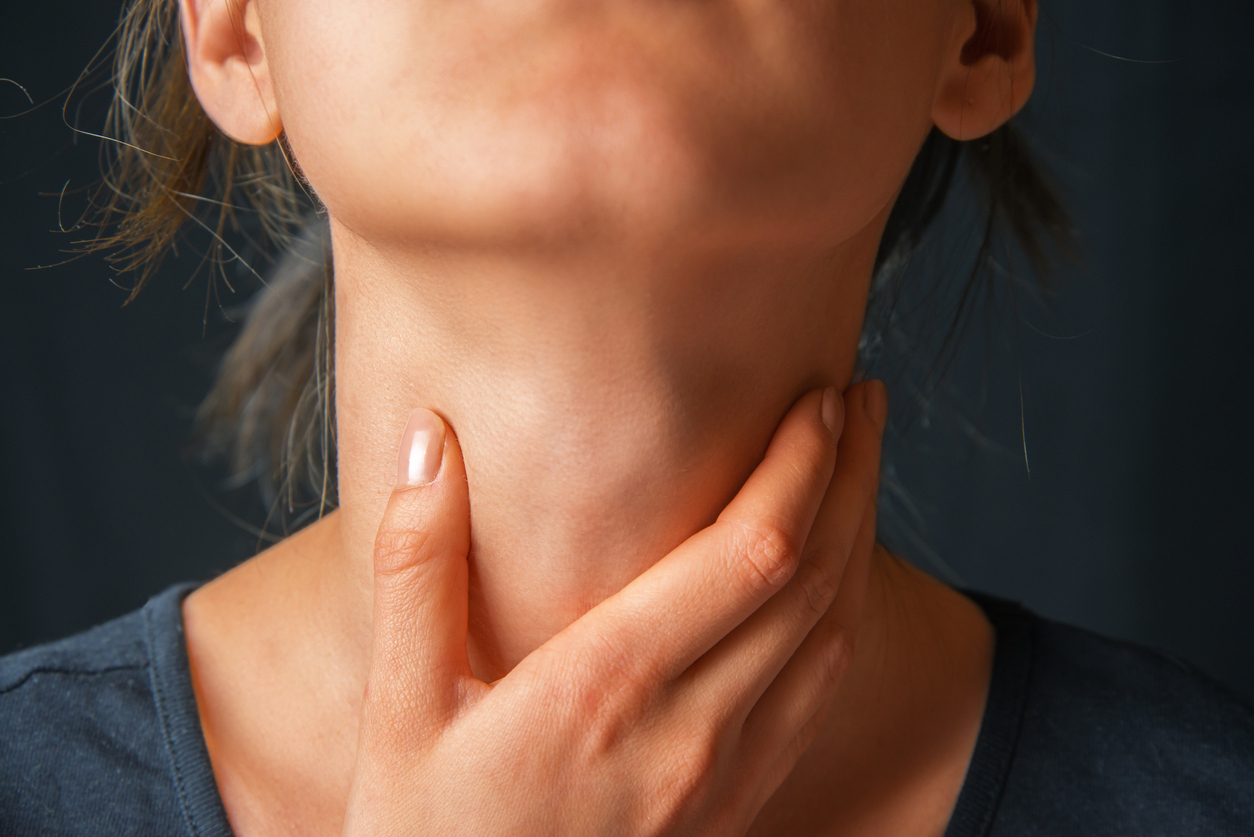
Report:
342,382,888,836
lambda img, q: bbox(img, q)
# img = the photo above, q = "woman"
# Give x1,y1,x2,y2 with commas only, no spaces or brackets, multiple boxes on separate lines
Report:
2,0,1251,834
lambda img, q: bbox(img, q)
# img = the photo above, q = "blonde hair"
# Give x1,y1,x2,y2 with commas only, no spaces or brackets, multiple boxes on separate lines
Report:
86,0,333,530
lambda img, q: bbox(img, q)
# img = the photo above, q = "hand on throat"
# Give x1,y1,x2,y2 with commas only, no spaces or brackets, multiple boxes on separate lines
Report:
329,214,884,682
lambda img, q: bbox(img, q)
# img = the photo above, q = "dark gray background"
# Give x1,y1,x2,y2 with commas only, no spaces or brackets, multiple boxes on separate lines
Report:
3,2,1252,699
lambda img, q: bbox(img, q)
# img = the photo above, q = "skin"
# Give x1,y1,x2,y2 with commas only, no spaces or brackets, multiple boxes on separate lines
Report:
178,0,1037,833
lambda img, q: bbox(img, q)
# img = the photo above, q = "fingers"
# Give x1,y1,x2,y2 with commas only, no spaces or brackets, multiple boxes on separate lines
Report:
740,492,879,796
567,387,842,683
364,408,474,739
683,380,886,720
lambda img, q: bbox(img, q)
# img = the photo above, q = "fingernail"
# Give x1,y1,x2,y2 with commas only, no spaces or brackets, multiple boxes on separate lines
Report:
397,408,446,487
820,386,841,434
864,380,888,432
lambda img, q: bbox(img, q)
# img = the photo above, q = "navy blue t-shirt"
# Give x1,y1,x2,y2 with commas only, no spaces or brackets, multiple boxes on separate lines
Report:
1,584,1251,835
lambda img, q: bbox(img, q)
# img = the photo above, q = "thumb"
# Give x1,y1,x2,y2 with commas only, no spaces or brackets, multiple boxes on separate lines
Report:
366,407,473,735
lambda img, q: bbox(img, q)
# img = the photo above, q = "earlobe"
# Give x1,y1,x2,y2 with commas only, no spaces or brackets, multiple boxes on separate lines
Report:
180,0,282,145
932,0,1037,142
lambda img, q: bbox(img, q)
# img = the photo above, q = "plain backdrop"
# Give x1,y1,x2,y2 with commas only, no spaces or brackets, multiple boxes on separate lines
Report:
3,1,1253,700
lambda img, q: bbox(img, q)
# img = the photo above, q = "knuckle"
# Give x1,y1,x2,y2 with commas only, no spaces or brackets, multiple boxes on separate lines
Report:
551,655,648,761
791,709,827,757
578,691,633,758
663,733,720,812
372,527,434,576
796,559,836,619
733,520,800,593
823,633,854,685
819,620,857,685
840,625,861,662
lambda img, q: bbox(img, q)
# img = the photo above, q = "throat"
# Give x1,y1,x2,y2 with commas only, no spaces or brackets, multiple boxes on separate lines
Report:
328,222,874,680
459,384,763,677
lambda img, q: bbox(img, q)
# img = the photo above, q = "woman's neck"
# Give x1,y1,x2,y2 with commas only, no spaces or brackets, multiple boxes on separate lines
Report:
329,218,879,680
186,213,994,837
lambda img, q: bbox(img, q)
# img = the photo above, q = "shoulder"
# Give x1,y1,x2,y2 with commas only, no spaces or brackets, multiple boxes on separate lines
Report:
0,589,196,835
979,596,1254,836
0,605,149,690
0,608,157,751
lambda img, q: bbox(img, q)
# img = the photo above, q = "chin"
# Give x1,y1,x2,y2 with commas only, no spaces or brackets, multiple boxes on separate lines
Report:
286,27,842,253
307,96,739,253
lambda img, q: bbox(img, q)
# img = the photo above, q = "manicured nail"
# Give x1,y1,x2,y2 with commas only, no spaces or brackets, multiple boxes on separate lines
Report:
397,408,446,487
820,386,841,434
864,380,888,431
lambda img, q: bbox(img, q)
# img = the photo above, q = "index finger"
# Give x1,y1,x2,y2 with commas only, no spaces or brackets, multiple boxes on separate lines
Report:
680,379,886,717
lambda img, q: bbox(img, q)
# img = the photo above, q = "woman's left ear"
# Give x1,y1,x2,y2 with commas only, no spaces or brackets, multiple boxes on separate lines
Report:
180,0,282,145
932,0,1037,141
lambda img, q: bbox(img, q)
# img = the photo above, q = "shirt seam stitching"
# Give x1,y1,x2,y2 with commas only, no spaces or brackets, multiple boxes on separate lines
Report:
974,613,1035,836
144,601,205,837
0,662,147,696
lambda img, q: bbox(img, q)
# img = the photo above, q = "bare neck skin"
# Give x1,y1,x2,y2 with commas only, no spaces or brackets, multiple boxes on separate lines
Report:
332,212,878,678
184,211,992,836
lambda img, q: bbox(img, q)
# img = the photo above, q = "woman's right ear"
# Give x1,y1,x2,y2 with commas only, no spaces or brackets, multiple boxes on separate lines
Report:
180,0,282,145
